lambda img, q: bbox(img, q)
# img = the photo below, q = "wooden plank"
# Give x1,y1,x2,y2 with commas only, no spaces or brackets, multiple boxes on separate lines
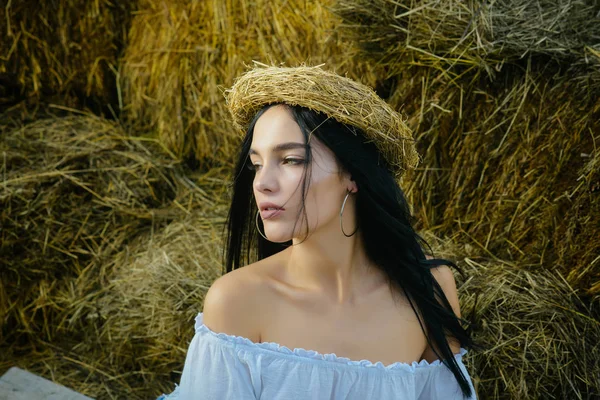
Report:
0,367,93,400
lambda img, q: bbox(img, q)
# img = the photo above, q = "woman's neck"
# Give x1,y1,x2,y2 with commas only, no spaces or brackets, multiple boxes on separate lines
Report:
285,228,386,308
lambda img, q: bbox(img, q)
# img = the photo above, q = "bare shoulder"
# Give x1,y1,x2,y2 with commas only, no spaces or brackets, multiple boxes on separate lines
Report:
429,262,461,319
421,255,462,361
202,265,266,342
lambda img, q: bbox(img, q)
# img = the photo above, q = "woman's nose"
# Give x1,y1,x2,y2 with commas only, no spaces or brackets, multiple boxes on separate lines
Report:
254,164,279,193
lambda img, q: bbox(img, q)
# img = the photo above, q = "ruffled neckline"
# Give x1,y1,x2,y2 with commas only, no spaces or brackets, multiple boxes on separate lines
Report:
194,312,467,372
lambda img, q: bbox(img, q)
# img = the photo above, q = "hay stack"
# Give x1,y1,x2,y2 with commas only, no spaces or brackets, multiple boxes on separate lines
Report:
2,1,598,398
0,1,134,112
422,233,600,399
461,257,600,398
334,0,600,297
334,0,600,90
93,210,226,398
3,208,228,399
396,70,600,296
0,114,216,362
1,210,228,399
0,114,229,398
120,0,377,164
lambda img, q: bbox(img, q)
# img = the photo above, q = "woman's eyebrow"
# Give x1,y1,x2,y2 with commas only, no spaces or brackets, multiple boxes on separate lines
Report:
249,142,307,155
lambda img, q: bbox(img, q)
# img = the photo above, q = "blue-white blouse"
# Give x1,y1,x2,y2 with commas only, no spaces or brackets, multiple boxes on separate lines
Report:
158,312,477,399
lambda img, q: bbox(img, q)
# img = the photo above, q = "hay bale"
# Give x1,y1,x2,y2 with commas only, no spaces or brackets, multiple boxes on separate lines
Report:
332,0,600,296
422,233,600,399
388,66,600,296
0,208,227,399
334,0,600,88
0,0,134,112
120,0,378,164
0,114,215,347
93,210,226,398
462,258,600,398
0,114,230,398
461,259,600,398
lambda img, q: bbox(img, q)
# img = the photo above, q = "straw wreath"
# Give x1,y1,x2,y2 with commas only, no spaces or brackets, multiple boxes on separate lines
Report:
225,65,421,178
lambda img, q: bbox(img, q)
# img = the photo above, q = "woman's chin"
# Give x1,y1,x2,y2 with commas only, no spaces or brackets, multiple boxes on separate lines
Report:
263,230,293,243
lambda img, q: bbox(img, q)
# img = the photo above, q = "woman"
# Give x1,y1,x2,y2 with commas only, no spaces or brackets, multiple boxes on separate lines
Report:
159,65,477,399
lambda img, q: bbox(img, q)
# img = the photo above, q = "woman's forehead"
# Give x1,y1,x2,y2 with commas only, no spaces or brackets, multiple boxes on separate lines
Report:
250,105,334,161
253,105,303,145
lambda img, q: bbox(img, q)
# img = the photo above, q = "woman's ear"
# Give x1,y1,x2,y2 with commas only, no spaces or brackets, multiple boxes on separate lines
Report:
341,169,358,193
348,176,358,194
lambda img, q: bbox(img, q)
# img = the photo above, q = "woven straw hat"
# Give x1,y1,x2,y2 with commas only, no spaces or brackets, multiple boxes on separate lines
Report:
224,64,421,178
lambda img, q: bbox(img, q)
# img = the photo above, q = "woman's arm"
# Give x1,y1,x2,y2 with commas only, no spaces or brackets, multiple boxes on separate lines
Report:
202,269,263,343
420,260,463,362
172,270,263,399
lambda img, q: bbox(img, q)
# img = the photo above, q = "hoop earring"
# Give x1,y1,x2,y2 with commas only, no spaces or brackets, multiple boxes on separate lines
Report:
340,191,358,237
256,210,270,241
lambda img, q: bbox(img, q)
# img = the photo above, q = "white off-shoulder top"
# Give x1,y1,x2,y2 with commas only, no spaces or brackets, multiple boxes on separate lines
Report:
157,312,477,399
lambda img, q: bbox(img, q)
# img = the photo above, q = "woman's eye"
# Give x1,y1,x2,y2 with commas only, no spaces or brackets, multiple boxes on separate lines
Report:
284,158,304,165
246,162,261,171
246,158,303,171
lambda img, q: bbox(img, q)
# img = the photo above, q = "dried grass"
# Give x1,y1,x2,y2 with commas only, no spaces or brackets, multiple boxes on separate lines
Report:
388,64,600,297
0,210,227,399
334,0,600,296
423,232,600,399
0,114,227,398
225,64,420,178
93,210,226,398
334,0,600,90
0,0,133,112
1,115,188,288
119,0,378,164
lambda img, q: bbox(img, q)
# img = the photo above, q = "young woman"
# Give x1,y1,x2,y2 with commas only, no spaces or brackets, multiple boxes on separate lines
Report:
159,66,477,399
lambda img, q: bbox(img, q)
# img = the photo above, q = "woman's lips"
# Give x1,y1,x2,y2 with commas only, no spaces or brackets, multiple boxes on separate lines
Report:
260,208,284,219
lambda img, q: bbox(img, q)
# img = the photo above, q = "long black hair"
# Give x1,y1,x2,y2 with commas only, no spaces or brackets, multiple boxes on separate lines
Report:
224,103,477,398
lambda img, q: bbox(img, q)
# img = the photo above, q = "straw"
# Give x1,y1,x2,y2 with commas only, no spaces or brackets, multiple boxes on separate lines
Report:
225,64,421,178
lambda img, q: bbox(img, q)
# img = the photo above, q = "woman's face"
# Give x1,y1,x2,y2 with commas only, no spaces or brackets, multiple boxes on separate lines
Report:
249,105,354,243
